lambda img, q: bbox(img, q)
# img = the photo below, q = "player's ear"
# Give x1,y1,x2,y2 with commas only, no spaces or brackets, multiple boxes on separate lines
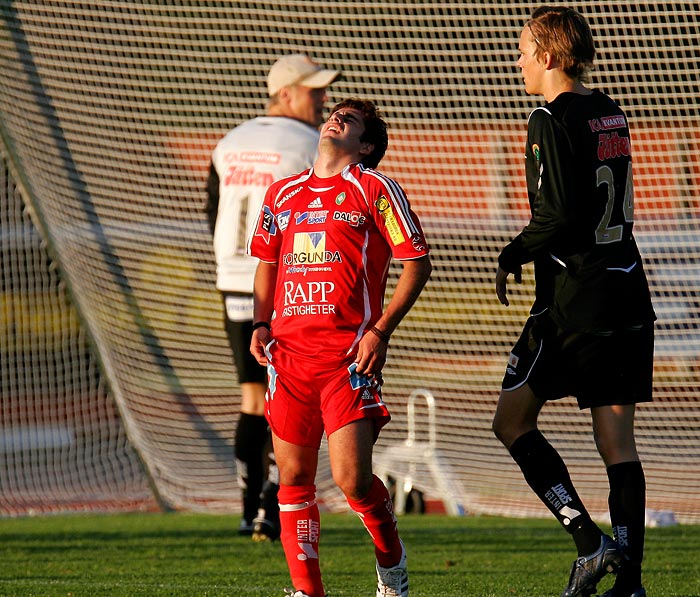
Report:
542,51,555,70
360,142,374,158
277,86,293,104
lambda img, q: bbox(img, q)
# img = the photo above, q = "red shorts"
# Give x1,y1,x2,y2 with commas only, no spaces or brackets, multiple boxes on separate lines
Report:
263,340,391,448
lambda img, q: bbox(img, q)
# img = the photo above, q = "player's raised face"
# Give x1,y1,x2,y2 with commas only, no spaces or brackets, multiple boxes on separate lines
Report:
319,107,375,163
321,108,365,144
517,26,545,96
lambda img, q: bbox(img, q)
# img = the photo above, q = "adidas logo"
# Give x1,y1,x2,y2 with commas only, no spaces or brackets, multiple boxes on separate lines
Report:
307,197,323,208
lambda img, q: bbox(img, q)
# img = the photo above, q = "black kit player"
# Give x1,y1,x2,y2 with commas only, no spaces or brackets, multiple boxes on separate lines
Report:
493,7,655,597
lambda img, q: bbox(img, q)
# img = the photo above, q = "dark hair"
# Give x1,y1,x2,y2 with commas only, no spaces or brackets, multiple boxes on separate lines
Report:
528,6,595,80
330,98,388,169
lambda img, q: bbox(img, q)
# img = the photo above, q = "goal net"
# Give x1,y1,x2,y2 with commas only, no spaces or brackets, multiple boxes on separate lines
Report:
1,1,699,523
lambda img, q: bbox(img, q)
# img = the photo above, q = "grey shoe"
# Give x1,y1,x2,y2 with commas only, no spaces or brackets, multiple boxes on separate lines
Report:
376,540,408,596
561,535,627,597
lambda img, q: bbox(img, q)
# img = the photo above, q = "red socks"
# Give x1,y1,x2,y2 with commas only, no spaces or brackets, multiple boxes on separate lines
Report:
278,484,324,597
346,475,403,567
278,476,402,596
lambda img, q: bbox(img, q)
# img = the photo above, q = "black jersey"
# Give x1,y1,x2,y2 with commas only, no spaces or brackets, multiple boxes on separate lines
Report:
499,90,655,332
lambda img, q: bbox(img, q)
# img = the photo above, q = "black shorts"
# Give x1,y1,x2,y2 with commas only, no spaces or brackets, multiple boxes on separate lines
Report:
221,292,267,385
501,311,654,409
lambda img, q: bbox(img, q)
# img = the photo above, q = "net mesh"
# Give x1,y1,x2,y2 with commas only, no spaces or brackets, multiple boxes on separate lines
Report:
1,1,698,521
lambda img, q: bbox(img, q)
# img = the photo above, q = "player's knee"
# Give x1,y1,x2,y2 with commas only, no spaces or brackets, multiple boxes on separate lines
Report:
594,434,639,467
334,470,372,501
492,412,510,446
277,458,316,486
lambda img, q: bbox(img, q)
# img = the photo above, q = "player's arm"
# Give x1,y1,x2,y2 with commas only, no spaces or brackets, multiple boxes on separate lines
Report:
496,110,576,305
503,112,576,263
250,260,277,366
355,255,432,376
248,180,285,366
495,264,522,307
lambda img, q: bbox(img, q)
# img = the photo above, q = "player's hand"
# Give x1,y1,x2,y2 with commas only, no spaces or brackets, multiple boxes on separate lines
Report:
496,265,521,306
354,328,388,376
250,328,271,366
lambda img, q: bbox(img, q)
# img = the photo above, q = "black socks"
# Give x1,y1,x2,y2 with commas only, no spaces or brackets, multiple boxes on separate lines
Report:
235,413,270,523
509,429,601,555
607,461,646,590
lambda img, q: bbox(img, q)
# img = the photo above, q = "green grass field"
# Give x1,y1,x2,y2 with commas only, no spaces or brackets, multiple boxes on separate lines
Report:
0,512,697,596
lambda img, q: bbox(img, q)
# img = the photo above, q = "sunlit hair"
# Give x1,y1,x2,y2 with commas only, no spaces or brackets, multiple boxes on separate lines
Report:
329,98,388,169
527,6,596,80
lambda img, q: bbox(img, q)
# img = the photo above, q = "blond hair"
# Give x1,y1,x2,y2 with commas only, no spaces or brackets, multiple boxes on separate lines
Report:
528,6,596,80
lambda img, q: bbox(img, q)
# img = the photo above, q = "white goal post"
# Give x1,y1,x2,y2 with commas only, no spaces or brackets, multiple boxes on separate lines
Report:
1,1,699,522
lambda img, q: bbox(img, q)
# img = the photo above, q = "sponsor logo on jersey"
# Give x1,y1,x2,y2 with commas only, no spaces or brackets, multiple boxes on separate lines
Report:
222,150,281,165
588,115,626,132
508,353,519,368
277,209,291,231
308,197,323,208
282,232,342,265
295,210,329,225
597,132,631,161
531,143,541,162
276,186,302,209
285,264,332,276
411,233,427,252
281,280,336,317
283,280,334,304
335,192,346,205
224,165,273,187
255,205,277,244
376,196,390,212
333,211,366,227
239,150,281,164
375,195,405,246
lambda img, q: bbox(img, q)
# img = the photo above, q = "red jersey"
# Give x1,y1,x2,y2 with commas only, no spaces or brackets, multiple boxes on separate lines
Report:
249,163,429,359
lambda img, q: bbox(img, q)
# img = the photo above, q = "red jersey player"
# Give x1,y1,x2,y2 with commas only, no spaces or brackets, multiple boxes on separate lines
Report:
249,98,431,597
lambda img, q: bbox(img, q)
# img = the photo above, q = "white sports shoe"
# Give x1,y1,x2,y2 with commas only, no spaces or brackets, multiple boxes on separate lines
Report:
376,540,409,596
283,590,312,597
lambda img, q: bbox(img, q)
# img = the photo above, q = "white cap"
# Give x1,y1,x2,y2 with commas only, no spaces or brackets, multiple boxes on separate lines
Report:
267,54,340,97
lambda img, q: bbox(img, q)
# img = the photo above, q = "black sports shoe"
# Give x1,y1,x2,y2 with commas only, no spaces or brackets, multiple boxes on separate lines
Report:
561,535,627,597
238,517,253,536
251,516,280,542
599,587,646,597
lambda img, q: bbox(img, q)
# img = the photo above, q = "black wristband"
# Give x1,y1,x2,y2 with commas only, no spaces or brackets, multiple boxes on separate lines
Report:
252,321,271,331
370,326,390,343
